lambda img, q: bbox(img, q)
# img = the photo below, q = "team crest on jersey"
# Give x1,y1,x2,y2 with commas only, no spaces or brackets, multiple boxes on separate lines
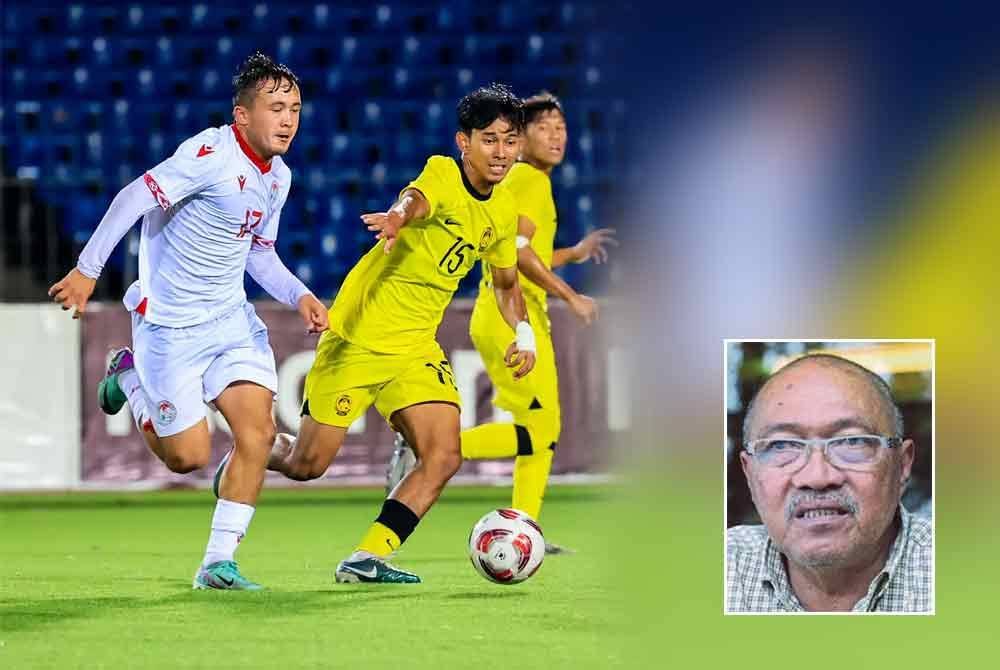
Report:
238,175,247,192
478,226,494,251
157,400,177,425
335,394,352,417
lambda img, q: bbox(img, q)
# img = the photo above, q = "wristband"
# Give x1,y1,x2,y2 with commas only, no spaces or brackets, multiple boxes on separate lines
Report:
515,321,536,353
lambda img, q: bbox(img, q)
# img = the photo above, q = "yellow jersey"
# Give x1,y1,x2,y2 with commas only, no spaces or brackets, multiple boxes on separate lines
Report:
479,161,557,308
329,155,518,354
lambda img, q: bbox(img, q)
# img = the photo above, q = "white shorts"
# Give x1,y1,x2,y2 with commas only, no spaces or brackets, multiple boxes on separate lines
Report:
130,302,278,437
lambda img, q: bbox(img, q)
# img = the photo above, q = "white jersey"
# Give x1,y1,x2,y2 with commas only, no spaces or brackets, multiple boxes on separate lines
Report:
126,124,292,327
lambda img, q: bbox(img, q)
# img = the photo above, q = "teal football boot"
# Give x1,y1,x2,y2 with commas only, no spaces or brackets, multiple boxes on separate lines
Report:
192,560,264,591
335,553,421,584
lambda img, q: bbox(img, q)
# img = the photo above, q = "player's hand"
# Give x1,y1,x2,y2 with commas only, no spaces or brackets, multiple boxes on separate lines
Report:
48,268,97,319
568,294,599,325
573,228,618,264
297,293,329,334
361,208,406,254
504,342,536,380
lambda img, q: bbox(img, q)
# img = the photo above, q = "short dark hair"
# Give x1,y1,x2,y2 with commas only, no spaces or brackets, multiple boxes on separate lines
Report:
522,91,564,124
456,83,524,135
232,50,300,108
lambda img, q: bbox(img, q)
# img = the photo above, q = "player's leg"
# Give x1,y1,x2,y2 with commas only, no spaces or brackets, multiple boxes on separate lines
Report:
509,325,561,523
267,414,348,480
337,402,461,584
458,300,525,461
337,346,462,584
191,302,280,590
384,302,518,491
98,345,167,461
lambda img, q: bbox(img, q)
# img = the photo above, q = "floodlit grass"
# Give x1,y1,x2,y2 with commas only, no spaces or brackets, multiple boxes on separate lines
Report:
0,485,625,669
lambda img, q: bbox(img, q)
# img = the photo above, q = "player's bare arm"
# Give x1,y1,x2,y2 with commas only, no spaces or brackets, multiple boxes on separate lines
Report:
361,188,430,253
491,264,537,379
514,215,598,325
551,227,618,267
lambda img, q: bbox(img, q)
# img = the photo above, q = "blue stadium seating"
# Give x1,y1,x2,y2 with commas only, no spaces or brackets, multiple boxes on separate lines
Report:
2,0,619,296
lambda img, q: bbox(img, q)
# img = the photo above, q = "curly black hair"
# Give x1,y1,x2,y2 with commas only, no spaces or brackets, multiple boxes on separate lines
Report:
522,91,564,125
232,50,300,108
456,83,524,135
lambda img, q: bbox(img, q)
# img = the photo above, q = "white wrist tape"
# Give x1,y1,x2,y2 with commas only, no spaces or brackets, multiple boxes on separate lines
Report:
516,235,531,249
515,321,536,353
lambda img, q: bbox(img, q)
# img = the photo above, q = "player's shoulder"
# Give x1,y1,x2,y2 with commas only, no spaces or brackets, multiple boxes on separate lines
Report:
171,124,235,165
504,161,546,191
270,155,293,184
418,155,461,182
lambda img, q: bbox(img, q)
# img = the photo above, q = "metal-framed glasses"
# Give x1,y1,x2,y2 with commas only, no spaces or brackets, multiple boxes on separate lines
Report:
744,435,902,471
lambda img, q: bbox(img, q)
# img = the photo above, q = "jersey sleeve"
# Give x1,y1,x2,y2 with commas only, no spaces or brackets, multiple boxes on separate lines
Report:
143,128,226,210
402,156,453,218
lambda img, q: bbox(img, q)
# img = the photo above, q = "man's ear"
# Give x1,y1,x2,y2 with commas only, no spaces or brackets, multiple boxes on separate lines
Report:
898,438,916,487
233,104,250,126
455,130,470,155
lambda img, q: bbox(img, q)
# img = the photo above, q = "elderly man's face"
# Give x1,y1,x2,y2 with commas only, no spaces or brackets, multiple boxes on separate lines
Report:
740,361,914,569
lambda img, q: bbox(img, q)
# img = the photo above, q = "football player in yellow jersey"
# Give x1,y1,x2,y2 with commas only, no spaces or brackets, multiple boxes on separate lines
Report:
387,92,617,553
264,84,537,583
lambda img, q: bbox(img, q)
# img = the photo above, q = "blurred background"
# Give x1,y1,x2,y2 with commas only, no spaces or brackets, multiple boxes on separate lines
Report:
0,0,628,490
726,340,934,527
0,1,623,302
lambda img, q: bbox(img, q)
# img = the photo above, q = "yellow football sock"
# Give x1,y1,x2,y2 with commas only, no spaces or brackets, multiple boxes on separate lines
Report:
356,521,402,558
512,448,555,521
460,422,519,459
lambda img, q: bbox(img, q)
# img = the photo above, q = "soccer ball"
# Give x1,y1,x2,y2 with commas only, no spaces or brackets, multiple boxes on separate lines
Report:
468,508,545,584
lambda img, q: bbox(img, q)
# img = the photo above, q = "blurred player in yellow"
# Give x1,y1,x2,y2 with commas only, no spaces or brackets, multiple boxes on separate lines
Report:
387,92,617,553
263,84,536,583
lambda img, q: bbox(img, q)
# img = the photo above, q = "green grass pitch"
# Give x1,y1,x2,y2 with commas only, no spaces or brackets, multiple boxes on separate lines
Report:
0,485,624,669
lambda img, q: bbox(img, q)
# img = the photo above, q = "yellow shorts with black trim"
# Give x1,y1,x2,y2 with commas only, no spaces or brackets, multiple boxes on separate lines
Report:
470,294,561,441
302,332,460,428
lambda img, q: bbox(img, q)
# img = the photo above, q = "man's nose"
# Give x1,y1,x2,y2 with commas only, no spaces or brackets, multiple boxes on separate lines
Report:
789,443,847,490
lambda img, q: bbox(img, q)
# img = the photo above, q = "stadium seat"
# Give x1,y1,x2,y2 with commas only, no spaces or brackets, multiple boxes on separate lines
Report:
1,0,619,301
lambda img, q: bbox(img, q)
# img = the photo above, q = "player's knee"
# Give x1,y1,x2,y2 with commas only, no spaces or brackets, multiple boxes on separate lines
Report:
163,449,209,474
422,446,462,481
234,423,277,456
285,455,327,481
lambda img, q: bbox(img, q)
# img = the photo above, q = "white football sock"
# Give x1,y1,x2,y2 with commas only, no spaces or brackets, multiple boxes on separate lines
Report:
203,499,255,567
118,368,151,431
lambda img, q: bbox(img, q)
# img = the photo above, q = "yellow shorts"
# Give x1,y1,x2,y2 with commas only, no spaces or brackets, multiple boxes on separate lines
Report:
470,294,561,441
302,331,460,428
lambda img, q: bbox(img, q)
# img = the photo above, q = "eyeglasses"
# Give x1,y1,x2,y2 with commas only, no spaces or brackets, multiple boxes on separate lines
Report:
744,435,902,471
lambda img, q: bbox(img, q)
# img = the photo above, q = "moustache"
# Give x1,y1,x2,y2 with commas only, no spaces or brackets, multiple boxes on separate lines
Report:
785,490,859,521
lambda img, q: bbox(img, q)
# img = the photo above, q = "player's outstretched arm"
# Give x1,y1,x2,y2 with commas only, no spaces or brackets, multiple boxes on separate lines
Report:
491,264,537,379
515,216,598,325
48,176,159,318
246,244,328,333
551,227,618,268
360,188,430,254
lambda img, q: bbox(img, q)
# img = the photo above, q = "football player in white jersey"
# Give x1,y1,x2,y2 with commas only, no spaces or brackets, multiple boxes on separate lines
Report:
48,51,327,590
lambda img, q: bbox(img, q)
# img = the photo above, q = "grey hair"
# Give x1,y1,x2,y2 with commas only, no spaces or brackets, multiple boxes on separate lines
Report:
742,353,904,443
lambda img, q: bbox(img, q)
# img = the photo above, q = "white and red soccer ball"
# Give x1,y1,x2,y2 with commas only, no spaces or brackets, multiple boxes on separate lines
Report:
468,508,545,585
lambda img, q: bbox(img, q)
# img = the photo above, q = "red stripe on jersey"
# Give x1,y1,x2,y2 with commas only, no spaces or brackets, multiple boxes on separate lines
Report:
251,234,275,249
136,297,148,315
143,173,171,211
230,124,272,174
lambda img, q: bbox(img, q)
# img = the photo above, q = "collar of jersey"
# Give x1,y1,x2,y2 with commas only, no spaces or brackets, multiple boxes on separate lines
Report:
453,157,491,201
230,124,272,175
